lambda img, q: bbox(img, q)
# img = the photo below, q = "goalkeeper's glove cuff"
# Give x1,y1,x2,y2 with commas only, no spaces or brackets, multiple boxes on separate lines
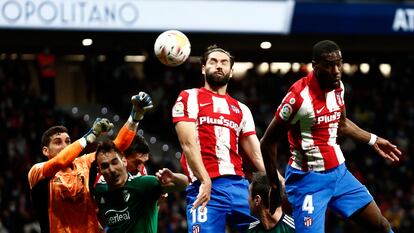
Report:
128,115,140,124
83,129,98,144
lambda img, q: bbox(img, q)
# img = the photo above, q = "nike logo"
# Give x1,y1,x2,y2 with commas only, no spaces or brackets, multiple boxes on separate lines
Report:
316,106,325,114
199,103,210,107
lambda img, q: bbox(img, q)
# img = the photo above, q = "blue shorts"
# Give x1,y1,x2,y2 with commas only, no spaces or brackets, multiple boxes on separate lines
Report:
285,163,373,233
186,176,257,233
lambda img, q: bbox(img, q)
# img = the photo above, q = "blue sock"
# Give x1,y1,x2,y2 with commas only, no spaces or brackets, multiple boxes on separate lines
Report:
389,228,394,233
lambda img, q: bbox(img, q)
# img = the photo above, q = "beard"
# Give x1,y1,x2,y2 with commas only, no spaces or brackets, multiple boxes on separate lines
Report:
205,71,231,87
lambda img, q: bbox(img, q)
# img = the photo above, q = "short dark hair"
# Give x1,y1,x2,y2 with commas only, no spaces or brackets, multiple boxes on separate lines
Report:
251,172,271,208
124,135,150,157
95,140,123,161
201,44,235,68
41,126,68,148
312,40,340,62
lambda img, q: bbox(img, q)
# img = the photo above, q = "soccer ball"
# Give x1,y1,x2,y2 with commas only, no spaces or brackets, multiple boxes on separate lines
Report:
154,30,191,67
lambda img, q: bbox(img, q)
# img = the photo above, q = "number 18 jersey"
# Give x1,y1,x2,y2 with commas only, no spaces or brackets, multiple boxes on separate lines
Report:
172,87,256,182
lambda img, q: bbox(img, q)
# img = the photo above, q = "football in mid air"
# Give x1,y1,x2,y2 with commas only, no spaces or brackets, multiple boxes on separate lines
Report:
154,30,191,67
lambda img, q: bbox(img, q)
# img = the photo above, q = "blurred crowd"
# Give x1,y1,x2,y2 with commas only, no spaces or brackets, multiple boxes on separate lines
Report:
0,51,413,233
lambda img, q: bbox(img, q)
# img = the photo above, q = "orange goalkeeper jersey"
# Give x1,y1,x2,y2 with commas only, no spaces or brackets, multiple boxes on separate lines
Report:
28,125,135,233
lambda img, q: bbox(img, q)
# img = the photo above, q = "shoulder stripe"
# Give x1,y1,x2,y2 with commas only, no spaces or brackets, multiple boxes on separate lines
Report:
248,220,260,229
282,214,295,228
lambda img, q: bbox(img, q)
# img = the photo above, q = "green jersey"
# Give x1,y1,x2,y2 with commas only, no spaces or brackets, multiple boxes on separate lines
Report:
247,213,295,233
93,174,162,233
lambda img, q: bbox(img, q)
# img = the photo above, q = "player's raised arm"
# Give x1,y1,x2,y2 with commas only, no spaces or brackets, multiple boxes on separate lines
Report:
113,91,153,151
42,118,113,178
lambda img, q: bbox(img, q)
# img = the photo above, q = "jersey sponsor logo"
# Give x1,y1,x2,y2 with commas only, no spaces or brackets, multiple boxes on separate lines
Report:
198,115,239,130
316,111,341,124
279,103,293,121
199,102,210,107
106,207,131,225
304,216,312,227
289,97,296,105
172,102,185,117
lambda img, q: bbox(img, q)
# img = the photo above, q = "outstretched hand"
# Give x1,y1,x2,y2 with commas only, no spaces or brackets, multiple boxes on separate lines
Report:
130,92,153,122
156,168,174,184
84,118,114,144
372,137,402,162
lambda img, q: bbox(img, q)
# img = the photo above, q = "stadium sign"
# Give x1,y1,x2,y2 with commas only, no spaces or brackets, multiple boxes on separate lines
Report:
291,2,414,35
0,0,140,29
393,8,414,32
0,0,295,33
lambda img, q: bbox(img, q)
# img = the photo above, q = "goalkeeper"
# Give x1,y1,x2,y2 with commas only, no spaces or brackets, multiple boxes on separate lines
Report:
28,92,153,233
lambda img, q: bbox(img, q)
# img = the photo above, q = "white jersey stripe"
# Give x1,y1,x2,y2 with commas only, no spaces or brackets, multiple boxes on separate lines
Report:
215,126,235,175
326,91,340,112
213,96,236,175
298,86,325,169
186,89,199,119
212,96,230,114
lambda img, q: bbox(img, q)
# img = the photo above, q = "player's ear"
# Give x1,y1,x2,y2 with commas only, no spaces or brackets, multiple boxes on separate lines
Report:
202,65,206,75
42,146,50,158
254,195,261,207
122,156,128,167
312,60,317,68
229,68,233,78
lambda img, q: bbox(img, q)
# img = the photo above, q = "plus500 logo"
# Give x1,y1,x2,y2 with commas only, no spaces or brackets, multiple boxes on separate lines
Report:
199,116,239,130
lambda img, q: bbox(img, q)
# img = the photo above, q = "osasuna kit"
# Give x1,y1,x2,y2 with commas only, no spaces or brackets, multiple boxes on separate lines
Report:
275,71,373,233
172,87,258,232
247,213,295,233
93,174,162,233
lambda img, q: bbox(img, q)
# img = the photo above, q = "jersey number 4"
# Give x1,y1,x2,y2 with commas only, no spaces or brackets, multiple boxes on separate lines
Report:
191,207,208,223
302,195,315,214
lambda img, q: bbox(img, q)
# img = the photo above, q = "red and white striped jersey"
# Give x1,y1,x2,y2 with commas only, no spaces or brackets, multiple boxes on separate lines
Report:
275,71,346,171
172,87,256,182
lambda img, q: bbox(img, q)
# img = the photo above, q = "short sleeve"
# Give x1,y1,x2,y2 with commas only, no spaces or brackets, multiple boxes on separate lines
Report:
239,103,256,137
172,89,198,123
274,91,302,124
28,162,46,189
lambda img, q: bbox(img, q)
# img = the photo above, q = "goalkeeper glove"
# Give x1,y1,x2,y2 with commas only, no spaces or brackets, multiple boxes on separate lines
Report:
83,118,114,144
130,92,153,122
